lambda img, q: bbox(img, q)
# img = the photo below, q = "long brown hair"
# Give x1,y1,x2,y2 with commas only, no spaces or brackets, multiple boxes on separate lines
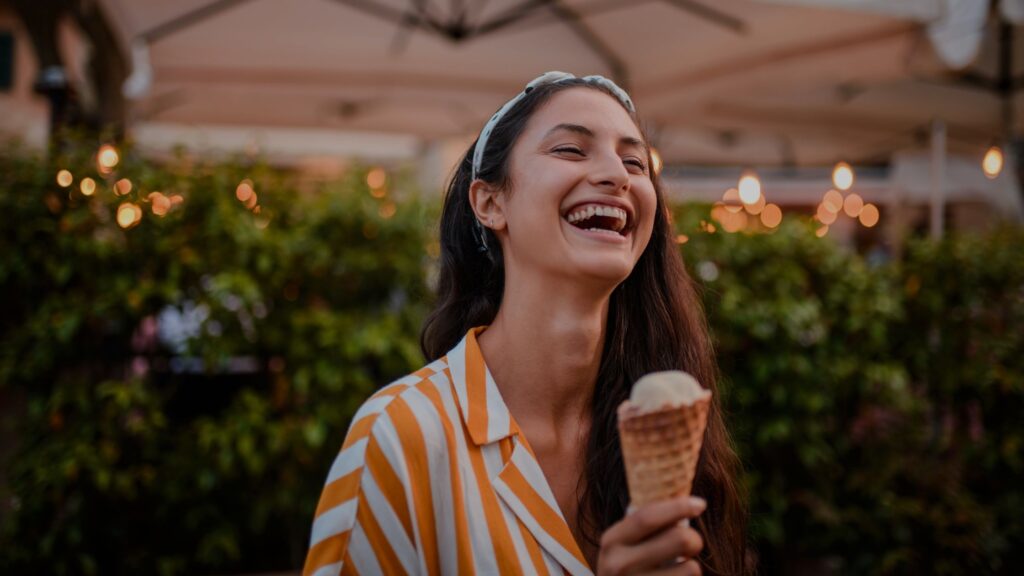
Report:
420,79,749,575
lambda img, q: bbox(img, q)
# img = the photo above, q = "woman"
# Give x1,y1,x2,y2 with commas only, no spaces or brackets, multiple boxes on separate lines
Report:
303,72,748,576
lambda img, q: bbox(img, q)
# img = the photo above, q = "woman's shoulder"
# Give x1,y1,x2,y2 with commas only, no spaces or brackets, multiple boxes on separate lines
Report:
345,357,457,449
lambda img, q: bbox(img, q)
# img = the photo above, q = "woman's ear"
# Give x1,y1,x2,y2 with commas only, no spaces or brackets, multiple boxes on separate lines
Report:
468,179,506,231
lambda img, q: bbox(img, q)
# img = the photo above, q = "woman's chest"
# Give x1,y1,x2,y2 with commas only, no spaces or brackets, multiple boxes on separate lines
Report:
426,438,595,574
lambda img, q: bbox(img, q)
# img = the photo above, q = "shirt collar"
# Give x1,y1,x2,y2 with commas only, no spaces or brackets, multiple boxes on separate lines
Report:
445,326,517,446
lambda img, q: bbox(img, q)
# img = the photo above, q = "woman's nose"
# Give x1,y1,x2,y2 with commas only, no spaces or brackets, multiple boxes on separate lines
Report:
588,149,630,191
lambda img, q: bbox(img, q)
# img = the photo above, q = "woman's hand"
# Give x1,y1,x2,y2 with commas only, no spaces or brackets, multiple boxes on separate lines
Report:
596,496,706,575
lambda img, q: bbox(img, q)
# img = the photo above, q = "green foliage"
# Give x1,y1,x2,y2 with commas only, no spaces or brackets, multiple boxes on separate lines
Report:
0,144,1020,575
0,141,433,574
674,204,1024,575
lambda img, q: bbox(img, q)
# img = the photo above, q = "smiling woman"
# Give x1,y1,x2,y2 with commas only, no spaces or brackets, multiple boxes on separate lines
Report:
304,73,749,576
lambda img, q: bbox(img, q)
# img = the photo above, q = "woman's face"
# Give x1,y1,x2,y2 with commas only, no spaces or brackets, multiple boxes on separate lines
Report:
497,87,657,287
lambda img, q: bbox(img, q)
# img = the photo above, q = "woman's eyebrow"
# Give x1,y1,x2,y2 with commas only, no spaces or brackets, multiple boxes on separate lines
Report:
545,123,647,152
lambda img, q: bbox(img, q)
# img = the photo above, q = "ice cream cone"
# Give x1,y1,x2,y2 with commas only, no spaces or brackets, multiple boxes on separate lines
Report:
617,395,711,508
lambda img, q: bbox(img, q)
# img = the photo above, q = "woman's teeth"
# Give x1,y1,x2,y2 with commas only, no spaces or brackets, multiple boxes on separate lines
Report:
565,204,628,232
583,227,624,237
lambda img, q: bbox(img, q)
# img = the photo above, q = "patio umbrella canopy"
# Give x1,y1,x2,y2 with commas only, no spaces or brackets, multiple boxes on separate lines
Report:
99,0,1022,167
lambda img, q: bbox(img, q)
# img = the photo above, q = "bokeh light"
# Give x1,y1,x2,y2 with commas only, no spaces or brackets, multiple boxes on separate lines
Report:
743,191,766,215
149,192,171,216
722,188,743,213
650,147,663,175
760,203,782,228
720,209,747,233
832,161,854,191
56,170,73,188
236,179,254,202
843,193,864,218
366,167,387,190
738,172,761,204
115,178,133,196
97,144,120,174
117,202,142,228
859,203,880,227
983,146,1003,179
80,177,96,196
711,202,727,223
816,203,838,225
822,189,843,213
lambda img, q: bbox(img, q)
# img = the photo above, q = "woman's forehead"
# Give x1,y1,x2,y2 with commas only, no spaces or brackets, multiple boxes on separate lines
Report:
524,87,643,143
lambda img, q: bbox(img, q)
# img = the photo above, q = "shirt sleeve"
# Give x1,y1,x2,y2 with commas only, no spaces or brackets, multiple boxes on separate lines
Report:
303,404,420,576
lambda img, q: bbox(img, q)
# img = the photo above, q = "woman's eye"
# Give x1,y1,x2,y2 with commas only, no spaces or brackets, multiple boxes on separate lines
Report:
625,158,647,172
554,146,584,155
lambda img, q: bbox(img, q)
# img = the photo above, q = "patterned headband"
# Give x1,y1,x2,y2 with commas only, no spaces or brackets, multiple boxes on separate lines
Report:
470,71,635,182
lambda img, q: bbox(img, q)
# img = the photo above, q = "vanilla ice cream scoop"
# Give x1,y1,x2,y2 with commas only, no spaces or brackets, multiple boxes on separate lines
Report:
629,370,710,410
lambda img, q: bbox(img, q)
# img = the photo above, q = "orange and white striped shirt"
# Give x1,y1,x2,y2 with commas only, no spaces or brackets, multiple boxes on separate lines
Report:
303,326,594,576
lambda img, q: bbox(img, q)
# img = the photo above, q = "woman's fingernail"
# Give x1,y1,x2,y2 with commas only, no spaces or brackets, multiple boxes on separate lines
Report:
688,496,707,511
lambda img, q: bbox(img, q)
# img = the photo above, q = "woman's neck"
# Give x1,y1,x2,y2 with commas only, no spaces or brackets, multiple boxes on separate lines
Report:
477,274,611,444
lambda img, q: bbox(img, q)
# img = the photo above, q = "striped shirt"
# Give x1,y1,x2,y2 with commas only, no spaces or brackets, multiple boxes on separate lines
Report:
303,326,594,576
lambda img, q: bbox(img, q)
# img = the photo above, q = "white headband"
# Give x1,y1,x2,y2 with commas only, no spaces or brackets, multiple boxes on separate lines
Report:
470,71,635,181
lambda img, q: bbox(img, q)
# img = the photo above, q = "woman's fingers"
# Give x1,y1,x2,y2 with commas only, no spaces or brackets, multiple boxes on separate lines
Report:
640,558,703,576
601,497,707,547
613,520,704,574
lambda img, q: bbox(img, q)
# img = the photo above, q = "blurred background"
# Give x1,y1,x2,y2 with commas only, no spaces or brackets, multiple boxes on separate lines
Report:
0,0,1021,574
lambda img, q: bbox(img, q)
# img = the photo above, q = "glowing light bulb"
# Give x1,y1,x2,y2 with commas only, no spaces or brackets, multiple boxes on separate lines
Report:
115,178,133,196
760,203,782,228
56,170,73,188
843,193,864,218
97,144,120,173
80,177,96,196
149,192,170,216
650,147,663,174
722,188,743,213
738,171,761,204
832,161,854,191
859,203,880,227
822,190,843,213
983,146,1003,179
743,192,766,215
816,203,837,225
236,180,254,202
117,202,141,228
367,168,387,190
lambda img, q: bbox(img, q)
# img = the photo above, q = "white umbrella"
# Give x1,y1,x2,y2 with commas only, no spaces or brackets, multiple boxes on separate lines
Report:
100,0,997,166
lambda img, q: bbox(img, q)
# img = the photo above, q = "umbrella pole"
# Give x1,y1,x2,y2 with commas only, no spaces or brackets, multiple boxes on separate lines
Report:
929,118,946,240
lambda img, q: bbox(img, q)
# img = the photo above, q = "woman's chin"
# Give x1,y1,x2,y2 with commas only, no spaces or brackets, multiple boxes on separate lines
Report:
564,257,635,286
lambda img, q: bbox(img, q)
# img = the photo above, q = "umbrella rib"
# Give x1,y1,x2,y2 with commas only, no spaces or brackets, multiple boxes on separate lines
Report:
545,0,629,88
471,0,552,37
139,0,259,44
475,0,651,36
659,0,746,35
324,0,445,36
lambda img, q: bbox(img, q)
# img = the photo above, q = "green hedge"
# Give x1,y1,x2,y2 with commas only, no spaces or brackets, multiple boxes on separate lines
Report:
0,143,1021,575
674,207,1024,574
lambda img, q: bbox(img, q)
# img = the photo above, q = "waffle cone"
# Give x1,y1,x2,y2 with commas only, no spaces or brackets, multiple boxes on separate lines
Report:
617,396,711,507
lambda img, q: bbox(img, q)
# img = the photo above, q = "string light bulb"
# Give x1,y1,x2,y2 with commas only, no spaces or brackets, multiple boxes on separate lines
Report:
80,177,96,196
97,144,120,174
737,171,762,204
832,161,854,191
56,170,73,188
650,147,663,175
117,202,142,228
983,145,1004,179
760,203,782,228
822,189,843,213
